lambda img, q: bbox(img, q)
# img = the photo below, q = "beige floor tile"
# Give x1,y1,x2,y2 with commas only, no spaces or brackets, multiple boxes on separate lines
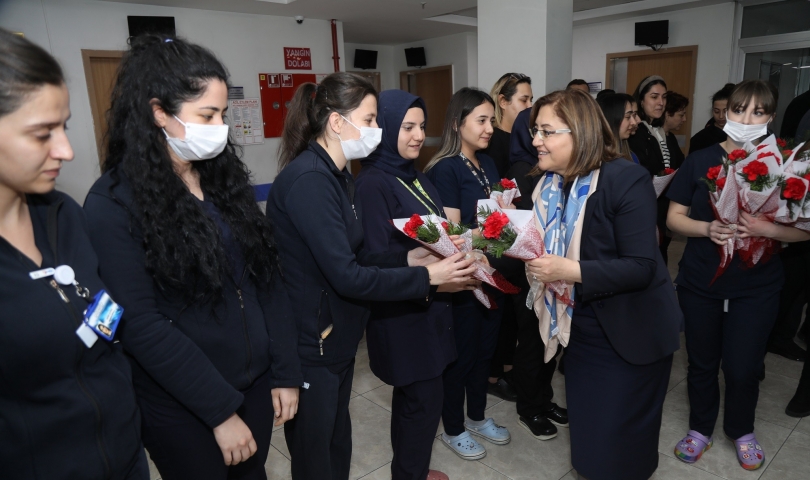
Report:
362,384,394,412
760,430,810,480
352,346,386,395
559,471,577,480
359,462,392,479
428,438,512,480
550,369,567,408
668,347,689,392
754,372,801,430
476,400,573,480
270,428,290,460
794,416,810,436
348,396,394,479
265,444,293,479
763,353,804,381
650,452,725,479
147,450,161,480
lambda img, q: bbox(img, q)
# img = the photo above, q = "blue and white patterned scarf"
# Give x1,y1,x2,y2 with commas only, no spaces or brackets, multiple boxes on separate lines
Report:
532,169,596,350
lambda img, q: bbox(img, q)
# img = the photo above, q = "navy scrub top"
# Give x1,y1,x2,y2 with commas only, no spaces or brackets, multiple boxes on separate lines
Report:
426,153,500,229
666,143,783,299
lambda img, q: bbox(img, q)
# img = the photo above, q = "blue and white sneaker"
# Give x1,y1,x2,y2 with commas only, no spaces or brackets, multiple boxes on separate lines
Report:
464,417,511,445
441,431,487,460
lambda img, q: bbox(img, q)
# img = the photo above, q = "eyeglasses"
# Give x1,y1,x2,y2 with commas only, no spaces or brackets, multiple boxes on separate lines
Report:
529,127,572,140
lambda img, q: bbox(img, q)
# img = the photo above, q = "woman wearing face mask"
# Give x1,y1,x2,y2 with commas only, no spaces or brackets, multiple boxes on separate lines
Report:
354,89,476,480
267,73,476,480
597,93,641,164
0,28,147,480
83,35,301,480
667,80,810,471
525,89,681,480
425,87,515,460
662,91,689,169
690,83,735,154
483,73,534,403
485,73,533,178
628,75,676,264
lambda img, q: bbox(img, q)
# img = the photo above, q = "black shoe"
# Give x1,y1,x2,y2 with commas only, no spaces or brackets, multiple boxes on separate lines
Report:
767,342,807,362
487,378,518,402
543,404,569,428
518,415,558,440
786,391,810,417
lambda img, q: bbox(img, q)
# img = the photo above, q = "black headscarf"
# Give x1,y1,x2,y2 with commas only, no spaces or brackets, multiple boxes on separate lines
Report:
361,89,427,182
510,107,536,167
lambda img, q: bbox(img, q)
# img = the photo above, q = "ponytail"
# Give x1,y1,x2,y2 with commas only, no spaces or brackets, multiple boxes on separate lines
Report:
278,72,377,170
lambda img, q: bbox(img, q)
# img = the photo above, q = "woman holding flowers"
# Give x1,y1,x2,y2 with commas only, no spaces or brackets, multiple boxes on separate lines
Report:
354,89,480,480
525,88,681,479
666,80,810,471
424,87,517,459
267,73,476,480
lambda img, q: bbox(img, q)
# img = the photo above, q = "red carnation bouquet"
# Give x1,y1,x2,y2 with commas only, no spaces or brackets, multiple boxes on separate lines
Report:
393,214,518,308
490,178,522,205
653,167,678,198
472,200,571,305
701,136,810,281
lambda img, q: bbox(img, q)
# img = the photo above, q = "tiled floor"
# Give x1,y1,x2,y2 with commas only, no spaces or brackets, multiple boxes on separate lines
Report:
148,237,810,479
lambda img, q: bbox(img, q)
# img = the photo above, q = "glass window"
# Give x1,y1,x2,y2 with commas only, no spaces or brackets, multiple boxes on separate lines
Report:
741,0,810,38
743,47,810,135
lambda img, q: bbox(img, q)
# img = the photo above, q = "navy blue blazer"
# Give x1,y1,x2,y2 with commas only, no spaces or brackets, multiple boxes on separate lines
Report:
578,158,683,365
355,165,457,387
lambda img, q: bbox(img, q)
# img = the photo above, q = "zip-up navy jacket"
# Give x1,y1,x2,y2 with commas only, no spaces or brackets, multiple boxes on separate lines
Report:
84,170,301,429
266,141,431,368
0,191,144,479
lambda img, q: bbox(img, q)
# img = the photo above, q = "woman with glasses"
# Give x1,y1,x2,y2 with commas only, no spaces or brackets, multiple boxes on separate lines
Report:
482,73,533,405
628,75,676,264
524,89,681,479
425,87,514,460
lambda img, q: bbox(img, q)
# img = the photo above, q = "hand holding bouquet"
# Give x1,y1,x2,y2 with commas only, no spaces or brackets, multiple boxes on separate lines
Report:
393,214,518,308
489,178,522,206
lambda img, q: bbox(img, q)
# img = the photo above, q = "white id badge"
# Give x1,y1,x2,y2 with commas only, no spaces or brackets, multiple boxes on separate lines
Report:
83,290,124,341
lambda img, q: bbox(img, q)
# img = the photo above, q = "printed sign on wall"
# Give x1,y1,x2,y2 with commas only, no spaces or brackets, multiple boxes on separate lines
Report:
284,47,312,70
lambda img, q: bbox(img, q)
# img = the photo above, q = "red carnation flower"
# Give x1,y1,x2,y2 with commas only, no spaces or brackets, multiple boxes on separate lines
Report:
664,168,676,175
499,178,517,190
742,160,769,181
706,165,722,181
783,149,793,158
777,138,787,148
403,214,424,238
728,149,747,163
441,221,449,232
716,177,726,189
482,211,510,239
783,178,807,200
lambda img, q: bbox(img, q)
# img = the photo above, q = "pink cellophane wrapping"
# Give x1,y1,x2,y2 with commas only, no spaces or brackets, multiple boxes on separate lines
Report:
652,170,677,198
780,142,810,226
392,215,518,309
490,178,522,205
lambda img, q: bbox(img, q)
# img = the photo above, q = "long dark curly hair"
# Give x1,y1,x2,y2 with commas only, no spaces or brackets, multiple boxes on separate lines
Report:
103,34,278,301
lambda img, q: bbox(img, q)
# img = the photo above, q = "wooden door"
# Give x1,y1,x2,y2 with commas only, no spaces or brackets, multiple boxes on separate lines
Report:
82,50,124,165
351,71,382,92
348,65,453,176
606,46,698,154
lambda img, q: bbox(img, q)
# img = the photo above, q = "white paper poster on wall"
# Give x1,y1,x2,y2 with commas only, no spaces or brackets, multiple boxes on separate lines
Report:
229,98,265,145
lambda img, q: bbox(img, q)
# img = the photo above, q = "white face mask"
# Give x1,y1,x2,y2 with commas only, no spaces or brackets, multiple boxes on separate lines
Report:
338,115,382,161
723,118,769,144
164,115,229,161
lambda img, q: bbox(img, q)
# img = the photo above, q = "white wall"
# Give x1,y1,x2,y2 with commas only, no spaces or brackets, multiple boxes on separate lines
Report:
572,1,736,137
344,42,397,91
0,0,344,202
393,32,480,92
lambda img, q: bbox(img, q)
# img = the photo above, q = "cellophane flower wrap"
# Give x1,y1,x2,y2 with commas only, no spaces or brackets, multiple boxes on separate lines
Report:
776,141,810,228
734,136,786,267
392,214,518,309
653,168,677,198
701,148,744,282
490,178,522,205
472,200,570,305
